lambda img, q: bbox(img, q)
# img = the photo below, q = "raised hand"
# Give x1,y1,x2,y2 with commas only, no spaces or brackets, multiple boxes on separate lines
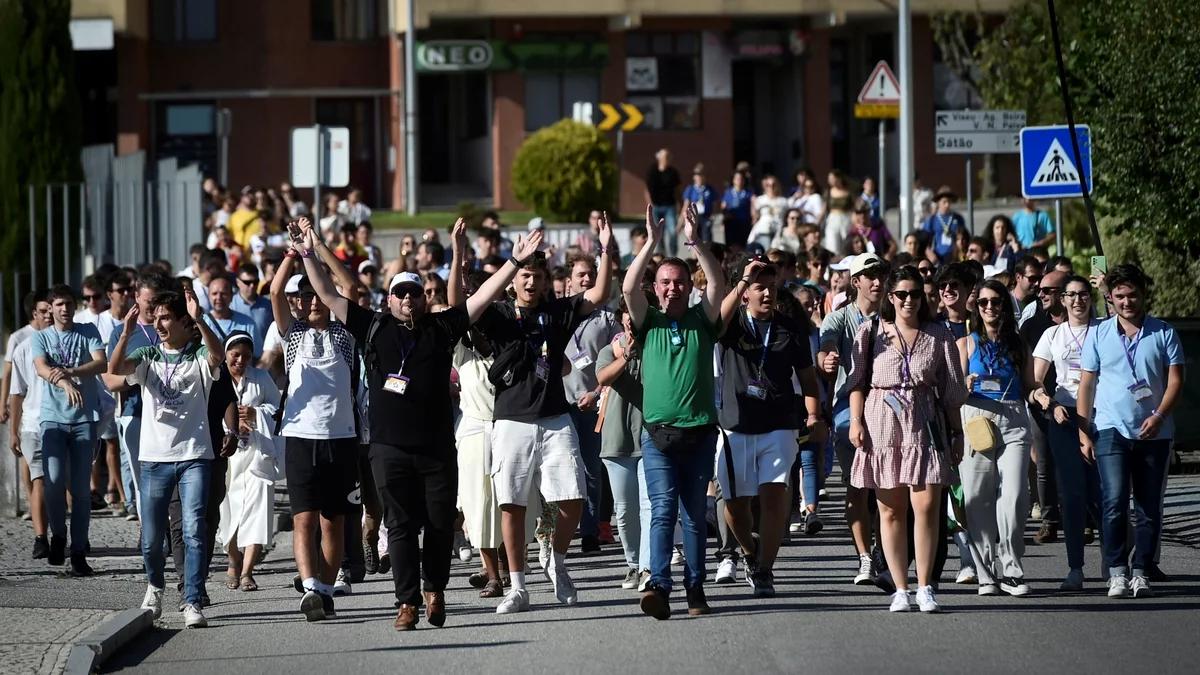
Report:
183,284,203,322
513,229,543,261
122,304,140,332
682,202,700,243
742,259,768,284
644,204,663,250
597,211,615,252
451,218,468,252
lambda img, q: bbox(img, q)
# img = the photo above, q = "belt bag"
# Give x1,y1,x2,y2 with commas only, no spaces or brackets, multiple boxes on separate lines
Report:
647,423,715,455
965,415,1000,453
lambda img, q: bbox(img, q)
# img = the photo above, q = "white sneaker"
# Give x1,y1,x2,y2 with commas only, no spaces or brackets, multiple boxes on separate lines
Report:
854,553,876,585
333,569,352,596
715,558,737,584
1130,575,1153,598
671,545,685,567
1000,578,1031,597
1107,575,1130,598
955,566,977,585
181,603,207,628
1060,568,1084,591
621,568,640,590
454,532,473,563
1030,503,1042,521
549,559,578,606
637,570,650,592
888,590,912,612
495,588,530,614
978,583,1000,596
538,539,552,579
915,585,941,613
141,585,164,620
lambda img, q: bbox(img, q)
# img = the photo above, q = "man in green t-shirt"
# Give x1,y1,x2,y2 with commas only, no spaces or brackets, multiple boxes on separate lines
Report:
622,203,726,620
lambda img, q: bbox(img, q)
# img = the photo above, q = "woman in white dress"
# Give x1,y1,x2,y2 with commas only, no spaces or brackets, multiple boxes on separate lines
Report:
747,175,789,249
218,331,282,592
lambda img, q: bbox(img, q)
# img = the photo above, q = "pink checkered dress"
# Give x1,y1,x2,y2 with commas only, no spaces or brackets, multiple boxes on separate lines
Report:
847,320,967,489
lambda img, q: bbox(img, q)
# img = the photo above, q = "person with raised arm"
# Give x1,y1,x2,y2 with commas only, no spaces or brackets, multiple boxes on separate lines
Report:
622,203,727,620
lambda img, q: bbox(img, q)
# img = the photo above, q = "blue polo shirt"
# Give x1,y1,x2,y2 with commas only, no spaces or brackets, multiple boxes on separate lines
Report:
107,322,161,418
1011,208,1054,248
682,183,716,220
203,310,261,357
230,294,273,347
1081,315,1185,441
32,324,105,425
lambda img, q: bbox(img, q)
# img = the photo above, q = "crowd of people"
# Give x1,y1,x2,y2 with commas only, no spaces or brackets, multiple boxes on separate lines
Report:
0,164,1186,630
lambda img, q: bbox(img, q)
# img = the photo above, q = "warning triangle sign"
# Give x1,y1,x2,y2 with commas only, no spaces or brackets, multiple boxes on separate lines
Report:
1032,139,1081,186
857,61,901,104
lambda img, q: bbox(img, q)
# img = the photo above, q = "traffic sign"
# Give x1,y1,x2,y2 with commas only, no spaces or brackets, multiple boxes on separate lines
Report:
597,102,645,132
290,126,350,189
1020,125,1093,199
858,61,900,104
934,110,1026,155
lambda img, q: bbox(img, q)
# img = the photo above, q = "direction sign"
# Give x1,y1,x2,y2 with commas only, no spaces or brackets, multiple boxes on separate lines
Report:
597,102,645,132
1020,125,1093,199
934,110,1026,155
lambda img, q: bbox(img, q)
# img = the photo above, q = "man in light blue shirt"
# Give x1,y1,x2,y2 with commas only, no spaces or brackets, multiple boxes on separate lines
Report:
229,263,272,346
32,285,108,576
1077,264,1185,599
1011,198,1056,249
204,275,261,358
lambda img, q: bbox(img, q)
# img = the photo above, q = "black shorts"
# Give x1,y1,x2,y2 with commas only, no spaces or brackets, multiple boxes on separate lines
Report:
285,436,360,517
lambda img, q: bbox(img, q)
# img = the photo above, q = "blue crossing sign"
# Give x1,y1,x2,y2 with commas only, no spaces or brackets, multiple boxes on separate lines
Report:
1020,125,1093,199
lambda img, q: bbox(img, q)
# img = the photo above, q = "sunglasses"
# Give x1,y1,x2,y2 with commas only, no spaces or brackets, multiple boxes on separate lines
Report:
1038,286,1063,296
1023,275,1043,285
938,282,960,291
890,290,922,302
237,277,258,285
977,297,1006,308
110,286,132,295
391,287,422,299
82,294,103,302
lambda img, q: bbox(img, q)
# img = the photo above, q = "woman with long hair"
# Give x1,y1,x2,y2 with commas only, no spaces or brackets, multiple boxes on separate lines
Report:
988,215,1022,271
748,175,789,249
956,279,1054,597
848,266,967,612
821,170,855,255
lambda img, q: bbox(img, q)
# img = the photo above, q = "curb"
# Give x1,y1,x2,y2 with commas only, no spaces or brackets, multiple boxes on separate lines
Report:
65,608,153,674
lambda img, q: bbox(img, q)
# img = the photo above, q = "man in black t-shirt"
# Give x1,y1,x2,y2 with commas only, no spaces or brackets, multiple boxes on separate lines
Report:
301,218,541,631
476,215,616,615
716,261,824,597
644,148,681,257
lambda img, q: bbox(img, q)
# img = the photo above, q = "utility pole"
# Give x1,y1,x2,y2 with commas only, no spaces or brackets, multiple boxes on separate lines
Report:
898,0,915,236
404,0,419,215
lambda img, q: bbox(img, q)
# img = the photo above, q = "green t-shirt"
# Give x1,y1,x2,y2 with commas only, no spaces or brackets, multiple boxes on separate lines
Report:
639,304,719,428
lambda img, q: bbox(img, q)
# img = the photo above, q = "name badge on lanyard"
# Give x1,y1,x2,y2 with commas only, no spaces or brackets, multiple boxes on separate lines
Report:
746,312,772,401
384,373,410,395
1121,328,1153,402
517,306,551,381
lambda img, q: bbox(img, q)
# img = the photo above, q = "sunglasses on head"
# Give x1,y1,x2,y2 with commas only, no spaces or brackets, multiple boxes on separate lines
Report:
977,297,1006,308
890,290,922,302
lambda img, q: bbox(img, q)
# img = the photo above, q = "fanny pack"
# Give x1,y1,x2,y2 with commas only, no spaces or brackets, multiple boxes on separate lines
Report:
647,423,716,455
964,415,1000,454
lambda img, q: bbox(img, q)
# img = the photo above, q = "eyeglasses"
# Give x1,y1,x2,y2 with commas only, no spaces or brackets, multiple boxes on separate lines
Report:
110,286,132,295
1038,286,1063,296
237,277,258,286
977,297,1006,308
1063,291,1091,301
890,290,922,302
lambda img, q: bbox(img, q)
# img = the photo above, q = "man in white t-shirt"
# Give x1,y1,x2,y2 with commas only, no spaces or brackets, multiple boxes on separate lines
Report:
8,291,53,558
108,285,225,629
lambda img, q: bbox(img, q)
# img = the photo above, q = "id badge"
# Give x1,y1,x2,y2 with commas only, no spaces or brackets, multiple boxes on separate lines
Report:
979,376,1002,393
535,357,550,382
695,201,706,215
1066,359,1082,383
570,351,593,371
1129,379,1153,401
746,382,767,400
383,374,410,395
940,231,954,248
883,393,905,416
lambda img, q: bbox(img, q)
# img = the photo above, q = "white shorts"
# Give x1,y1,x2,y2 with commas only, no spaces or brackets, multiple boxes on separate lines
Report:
491,414,586,507
716,429,799,499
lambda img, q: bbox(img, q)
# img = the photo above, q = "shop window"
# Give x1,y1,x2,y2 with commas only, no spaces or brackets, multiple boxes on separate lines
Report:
624,32,702,130
152,0,216,43
524,72,601,132
311,0,386,41
155,103,218,177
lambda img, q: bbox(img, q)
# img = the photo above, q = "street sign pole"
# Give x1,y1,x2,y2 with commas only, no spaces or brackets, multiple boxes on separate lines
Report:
965,156,973,233
1055,199,1064,253
404,0,418,215
313,124,322,215
898,0,914,237
878,121,886,218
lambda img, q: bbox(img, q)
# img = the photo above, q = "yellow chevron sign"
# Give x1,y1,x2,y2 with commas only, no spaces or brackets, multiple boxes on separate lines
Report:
597,102,644,132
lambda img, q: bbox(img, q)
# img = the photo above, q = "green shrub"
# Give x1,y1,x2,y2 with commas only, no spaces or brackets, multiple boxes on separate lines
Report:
511,119,616,223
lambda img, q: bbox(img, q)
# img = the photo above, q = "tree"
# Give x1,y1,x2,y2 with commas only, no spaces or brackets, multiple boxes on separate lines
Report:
511,119,617,222
0,0,83,273
971,0,1200,315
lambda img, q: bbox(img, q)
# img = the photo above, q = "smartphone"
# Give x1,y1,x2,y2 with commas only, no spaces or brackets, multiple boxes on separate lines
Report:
1090,255,1107,277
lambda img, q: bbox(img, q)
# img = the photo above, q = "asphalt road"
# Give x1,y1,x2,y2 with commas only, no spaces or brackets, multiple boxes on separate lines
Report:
104,477,1200,674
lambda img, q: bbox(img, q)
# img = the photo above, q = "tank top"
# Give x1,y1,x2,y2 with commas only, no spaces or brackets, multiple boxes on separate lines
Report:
967,333,1021,402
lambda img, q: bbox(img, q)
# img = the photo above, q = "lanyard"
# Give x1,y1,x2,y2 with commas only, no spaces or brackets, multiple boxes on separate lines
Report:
892,323,916,386
937,213,954,234
1066,323,1089,354
394,325,415,376
515,305,549,358
137,323,159,347
159,341,191,393
668,320,684,348
978,338,1004,376
208,313,230,341
1119,324,1143,378
746,311,773,373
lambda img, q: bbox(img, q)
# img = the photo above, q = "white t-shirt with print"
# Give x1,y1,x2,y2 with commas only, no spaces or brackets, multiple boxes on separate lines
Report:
1033,319,1102,407
280,321,357,440
127,344,219,462
9,339,43,435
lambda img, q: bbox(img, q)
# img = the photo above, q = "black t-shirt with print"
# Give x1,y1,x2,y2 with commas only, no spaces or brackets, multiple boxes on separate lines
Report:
346,302,470,452
718,310,813,434
476,294,587,422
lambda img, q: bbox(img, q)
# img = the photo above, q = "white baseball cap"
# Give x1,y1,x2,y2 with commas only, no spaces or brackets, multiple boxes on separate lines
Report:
358,259,378,274
388,272,422,293
850,253,884,277
527,217,545,232
284,274,305,295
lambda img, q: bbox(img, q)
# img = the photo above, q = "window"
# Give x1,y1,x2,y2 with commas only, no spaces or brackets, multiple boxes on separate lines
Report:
524,72,601,132
311,0,385,41
624,32,701,130
155,103,218,177
152,0,216,43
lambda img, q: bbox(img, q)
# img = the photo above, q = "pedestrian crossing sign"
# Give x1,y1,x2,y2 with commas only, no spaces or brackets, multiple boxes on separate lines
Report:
1020,125,1093,199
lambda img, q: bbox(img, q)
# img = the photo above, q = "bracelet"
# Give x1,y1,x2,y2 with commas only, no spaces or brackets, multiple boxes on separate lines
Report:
1151,409,1164,419
684,240,698,248
285,249,298,259
739,277,752,284
509,255,528,268
300,248,313,259
851,416,865,423
599,246,613,256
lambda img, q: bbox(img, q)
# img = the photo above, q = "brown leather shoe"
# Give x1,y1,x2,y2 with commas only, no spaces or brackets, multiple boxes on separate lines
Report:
424,591,446,628
394,604,419,631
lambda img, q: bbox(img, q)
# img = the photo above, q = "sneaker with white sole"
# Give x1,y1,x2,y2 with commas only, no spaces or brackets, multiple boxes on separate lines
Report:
715,558,737,584
621,568,640,590
495,588,530,614
1060,568,1084,591
637,570,651,592
671,545,685,567
978,583,1000,596
1130,575,1152,598
888,590,912,612
854,553,876,585
1000,577,1031,597
915,585,941,613
955,566,977,585
538,539,552,579
333,569,352,596
182,603,208,628
141,584,164,620
454,532,473,563
300,590,326,621
1107,575,1130,598
549,560,578,605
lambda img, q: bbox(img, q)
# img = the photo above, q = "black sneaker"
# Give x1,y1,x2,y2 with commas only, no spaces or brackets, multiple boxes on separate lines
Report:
363,540,379,575
32,536,49,559
685,586,711,616
320,592,336,618
300,591,325,622
293,574,305,594
751,570,776,598
68,553,94,577
639,586,671,620
803,511,824,536
378,553,391,575
581,535,602,554
48,537,66,566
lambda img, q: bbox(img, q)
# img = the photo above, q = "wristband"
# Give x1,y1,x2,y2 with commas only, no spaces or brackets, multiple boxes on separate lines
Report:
740,277,752,285
684,240,698,248
509,255,527,268
1151,409,1164,419
599,246,613,256
285,249,299,259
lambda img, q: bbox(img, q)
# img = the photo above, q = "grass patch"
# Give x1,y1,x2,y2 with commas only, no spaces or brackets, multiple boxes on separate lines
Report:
370,209,536,231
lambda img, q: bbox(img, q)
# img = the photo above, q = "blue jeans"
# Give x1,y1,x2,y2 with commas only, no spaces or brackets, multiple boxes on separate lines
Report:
140,460,211,605
798,442,820,508
570,408,603,538
1047,412,1101,570
41,421,96,553
602,457,651,570
1094,429,1170,577
652,205,678,257
641,427,716,593
116,415,141,513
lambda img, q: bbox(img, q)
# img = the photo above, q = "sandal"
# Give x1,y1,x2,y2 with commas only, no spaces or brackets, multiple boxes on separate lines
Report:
225,570,239,590
239,574,258,592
